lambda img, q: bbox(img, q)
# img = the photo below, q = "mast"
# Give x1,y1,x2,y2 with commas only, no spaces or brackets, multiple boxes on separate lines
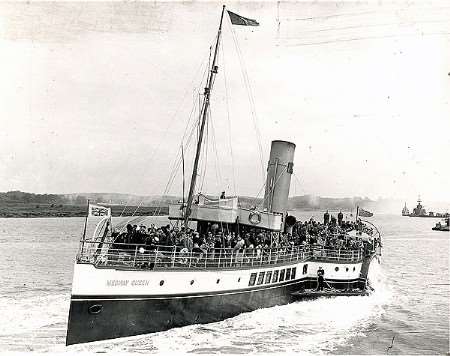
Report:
182,144,185,207
184,5,226,227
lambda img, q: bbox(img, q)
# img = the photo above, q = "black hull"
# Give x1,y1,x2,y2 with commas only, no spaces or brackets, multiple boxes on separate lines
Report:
66,277,365,345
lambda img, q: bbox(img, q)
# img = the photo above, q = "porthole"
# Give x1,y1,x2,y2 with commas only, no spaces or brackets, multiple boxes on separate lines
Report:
160,280,164,286
335,267,339,272
190,280,195,285
216,279,220,284
88,304,103,315
238,277,241,282
353,266,356,271
346,267,349,272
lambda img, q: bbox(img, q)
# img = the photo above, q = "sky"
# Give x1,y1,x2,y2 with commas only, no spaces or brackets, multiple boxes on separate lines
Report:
0,1,449,206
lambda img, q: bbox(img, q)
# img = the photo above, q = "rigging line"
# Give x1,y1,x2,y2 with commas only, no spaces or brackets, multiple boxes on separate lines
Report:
258,165,288,210
230,23,264,165
200,110,210,193
221,38,237,197
208,105,223,191
138,37,217,219
161,43,213,187
198,106,211,195
180,56,211,148
279,6,450,25
254,181,266,200
282,10,385,22
152,110,203,217
227,18,266,184
196,35,223,195
292,172,306,196
199,114,209,193
284,31,450,47
166,118,202,195
118,52,209,218
278,18,450,39
149,58,211,216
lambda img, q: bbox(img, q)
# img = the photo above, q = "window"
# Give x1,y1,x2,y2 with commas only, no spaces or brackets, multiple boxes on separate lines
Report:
302,264,308,275
249,273,257,286
257,272,265,285
265,271,272,284
291,267,296,280
279,269,285,282
272,270,279,283
285,268,291,280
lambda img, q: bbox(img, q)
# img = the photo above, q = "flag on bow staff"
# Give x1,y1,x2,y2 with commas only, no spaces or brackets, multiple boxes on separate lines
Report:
88,203,111,217
357,206,373,218
227,10,259,26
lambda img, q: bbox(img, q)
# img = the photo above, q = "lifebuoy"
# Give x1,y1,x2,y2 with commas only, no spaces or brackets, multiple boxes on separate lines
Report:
248,211,261,225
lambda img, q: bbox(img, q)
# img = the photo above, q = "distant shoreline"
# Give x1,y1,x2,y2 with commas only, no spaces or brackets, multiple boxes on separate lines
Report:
0,203,168,218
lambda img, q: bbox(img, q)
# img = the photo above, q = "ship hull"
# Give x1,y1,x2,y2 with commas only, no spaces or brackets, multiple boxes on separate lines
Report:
66,276,364,345
432,226,449,231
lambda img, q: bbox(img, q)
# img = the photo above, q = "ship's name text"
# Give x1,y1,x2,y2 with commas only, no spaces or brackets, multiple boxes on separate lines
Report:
106,279,150,287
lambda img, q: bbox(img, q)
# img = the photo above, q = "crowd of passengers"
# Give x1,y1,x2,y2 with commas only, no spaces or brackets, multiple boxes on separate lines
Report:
110,210,377,255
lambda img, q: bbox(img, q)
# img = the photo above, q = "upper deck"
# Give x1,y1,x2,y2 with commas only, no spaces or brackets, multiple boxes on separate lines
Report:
77,242,366,271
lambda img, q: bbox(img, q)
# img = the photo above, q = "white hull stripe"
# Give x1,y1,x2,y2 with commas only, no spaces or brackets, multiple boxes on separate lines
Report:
71,277,363,301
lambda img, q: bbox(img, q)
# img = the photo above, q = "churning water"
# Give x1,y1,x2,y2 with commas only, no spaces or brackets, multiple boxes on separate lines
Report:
0,214,448,354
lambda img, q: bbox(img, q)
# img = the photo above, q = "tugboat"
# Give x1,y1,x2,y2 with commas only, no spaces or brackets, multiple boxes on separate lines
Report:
65,6,382,346
432,218,450,232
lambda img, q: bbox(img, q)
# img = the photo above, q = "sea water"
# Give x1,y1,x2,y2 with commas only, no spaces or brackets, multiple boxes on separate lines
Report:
0,214,448,354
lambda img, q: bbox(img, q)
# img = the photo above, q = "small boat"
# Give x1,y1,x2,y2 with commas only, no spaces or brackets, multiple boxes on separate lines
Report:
432,218,450,231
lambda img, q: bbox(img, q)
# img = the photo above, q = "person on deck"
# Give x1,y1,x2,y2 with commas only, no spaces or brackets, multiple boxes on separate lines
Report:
234,235,245,264
316,266,325,291
338,211,343,226
323,210,330,225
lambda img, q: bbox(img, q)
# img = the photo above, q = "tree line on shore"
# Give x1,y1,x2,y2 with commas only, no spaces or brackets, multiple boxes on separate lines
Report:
0,190,378,218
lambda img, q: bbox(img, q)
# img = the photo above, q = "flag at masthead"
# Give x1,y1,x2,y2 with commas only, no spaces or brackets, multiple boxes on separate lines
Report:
227,10,260,26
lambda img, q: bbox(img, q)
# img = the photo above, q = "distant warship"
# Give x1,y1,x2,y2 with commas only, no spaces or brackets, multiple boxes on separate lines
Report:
401,203,409,216
403,197,449,218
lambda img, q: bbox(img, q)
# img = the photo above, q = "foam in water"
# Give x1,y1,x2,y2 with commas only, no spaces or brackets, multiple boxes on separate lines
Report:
0,293,69,337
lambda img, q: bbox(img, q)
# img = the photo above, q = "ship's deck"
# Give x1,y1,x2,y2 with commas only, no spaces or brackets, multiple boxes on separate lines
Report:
77,242,366,271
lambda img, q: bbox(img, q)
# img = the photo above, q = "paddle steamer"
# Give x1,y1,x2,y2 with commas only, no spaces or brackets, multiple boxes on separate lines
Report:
66,6,382,345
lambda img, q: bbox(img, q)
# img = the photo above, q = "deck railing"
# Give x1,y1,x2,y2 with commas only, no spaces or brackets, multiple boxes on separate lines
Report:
77,242,364,270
